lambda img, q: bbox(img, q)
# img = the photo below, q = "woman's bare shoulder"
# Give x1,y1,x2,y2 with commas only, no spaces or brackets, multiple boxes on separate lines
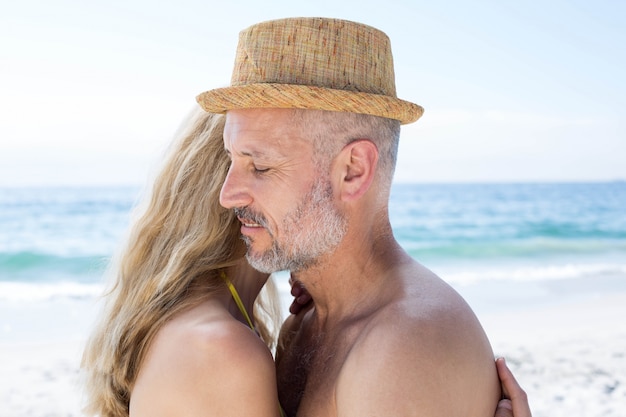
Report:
130,303,278,416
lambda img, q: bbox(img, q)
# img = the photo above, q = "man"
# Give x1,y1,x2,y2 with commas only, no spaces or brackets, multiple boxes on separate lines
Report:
197,17,529,417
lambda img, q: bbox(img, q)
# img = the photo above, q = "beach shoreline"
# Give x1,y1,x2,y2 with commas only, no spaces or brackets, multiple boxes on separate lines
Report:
1,281,625,417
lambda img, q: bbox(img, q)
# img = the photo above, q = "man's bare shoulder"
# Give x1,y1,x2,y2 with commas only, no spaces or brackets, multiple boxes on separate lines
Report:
336,267,500,417
352,272,484,363
130,303,279,416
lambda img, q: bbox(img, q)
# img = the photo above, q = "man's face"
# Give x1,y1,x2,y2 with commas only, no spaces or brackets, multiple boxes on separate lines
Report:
220,108,347,273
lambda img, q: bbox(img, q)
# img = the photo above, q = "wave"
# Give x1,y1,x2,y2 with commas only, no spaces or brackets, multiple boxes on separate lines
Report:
0,251,109,282
436,262,626,285
0,281,104,302
402,237,626,260
2,262,623,303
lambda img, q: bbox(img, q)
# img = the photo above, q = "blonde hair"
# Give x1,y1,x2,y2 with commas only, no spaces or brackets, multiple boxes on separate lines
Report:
81,108,282,417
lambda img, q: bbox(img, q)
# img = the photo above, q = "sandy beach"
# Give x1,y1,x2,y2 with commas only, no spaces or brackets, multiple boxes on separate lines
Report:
1,287,625,417
481,293,626,417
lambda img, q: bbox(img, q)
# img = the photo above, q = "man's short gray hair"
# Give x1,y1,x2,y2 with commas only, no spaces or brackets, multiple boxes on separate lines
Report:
292,110,401,188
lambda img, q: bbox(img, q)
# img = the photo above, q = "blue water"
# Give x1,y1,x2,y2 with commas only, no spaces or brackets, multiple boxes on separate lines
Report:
391,182,626,284
0,182,625,303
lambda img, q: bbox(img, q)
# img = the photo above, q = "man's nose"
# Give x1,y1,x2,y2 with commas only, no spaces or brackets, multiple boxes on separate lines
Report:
219,164,252,209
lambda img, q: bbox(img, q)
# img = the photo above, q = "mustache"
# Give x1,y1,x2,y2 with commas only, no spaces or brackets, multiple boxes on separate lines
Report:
234,207,269,229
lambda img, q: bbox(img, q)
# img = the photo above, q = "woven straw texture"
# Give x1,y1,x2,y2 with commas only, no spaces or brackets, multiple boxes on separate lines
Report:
197,17,423,124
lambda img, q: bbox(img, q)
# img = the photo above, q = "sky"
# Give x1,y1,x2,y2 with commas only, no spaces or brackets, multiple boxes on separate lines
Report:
1,0,624,186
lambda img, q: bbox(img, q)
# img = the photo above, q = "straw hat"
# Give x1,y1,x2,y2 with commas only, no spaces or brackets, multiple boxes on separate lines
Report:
196,17,423,124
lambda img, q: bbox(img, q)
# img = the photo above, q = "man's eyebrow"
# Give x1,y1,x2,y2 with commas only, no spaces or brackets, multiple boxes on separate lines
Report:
226,147,281,159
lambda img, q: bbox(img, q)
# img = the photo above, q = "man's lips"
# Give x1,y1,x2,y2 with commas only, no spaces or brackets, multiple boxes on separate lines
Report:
238,217,263,228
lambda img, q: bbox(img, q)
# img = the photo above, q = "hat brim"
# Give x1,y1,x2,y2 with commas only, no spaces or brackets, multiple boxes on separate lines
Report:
196,83,423,125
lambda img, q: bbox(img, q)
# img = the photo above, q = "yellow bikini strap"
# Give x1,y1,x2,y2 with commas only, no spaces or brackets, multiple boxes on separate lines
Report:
219,271,255,331
220,271,286,417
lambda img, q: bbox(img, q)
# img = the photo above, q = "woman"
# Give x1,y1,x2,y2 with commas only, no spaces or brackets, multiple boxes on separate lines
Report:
82,108,283,416
81,107,531,417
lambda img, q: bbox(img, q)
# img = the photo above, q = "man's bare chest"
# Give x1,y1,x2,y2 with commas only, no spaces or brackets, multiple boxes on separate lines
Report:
277,326,352,417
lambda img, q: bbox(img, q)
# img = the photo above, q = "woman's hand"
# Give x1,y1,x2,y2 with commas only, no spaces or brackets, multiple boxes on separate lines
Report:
288,276,313,315
495,358,532,417
276,276,314,366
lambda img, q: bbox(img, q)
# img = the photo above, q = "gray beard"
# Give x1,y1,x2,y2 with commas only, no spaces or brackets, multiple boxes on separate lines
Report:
243,180,347,274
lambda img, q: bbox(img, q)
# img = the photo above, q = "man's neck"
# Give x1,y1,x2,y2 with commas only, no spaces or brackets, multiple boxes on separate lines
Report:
292,232,410,321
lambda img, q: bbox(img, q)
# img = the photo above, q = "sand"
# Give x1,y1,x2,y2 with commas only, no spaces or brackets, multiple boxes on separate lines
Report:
1,292,625,417
480,293,626,417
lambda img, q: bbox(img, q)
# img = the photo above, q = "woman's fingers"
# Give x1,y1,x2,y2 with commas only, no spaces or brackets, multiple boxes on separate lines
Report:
496,358,532,417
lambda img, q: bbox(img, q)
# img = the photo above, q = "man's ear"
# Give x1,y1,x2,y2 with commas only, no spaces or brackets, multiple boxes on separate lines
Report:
336,139,378,201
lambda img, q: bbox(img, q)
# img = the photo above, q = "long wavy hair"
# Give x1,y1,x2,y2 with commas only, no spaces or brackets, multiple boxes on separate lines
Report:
81,108,282,417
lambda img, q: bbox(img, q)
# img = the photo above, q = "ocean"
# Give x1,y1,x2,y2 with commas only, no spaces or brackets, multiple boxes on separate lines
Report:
1,182,625,343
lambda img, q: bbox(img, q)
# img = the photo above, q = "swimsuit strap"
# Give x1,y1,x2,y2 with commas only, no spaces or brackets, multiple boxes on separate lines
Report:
220,271,255,331
220,271,287,417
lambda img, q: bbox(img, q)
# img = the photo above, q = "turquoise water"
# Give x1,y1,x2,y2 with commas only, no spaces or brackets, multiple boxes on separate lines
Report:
0,182,624,343
390,182,626,284
0,182,625,302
